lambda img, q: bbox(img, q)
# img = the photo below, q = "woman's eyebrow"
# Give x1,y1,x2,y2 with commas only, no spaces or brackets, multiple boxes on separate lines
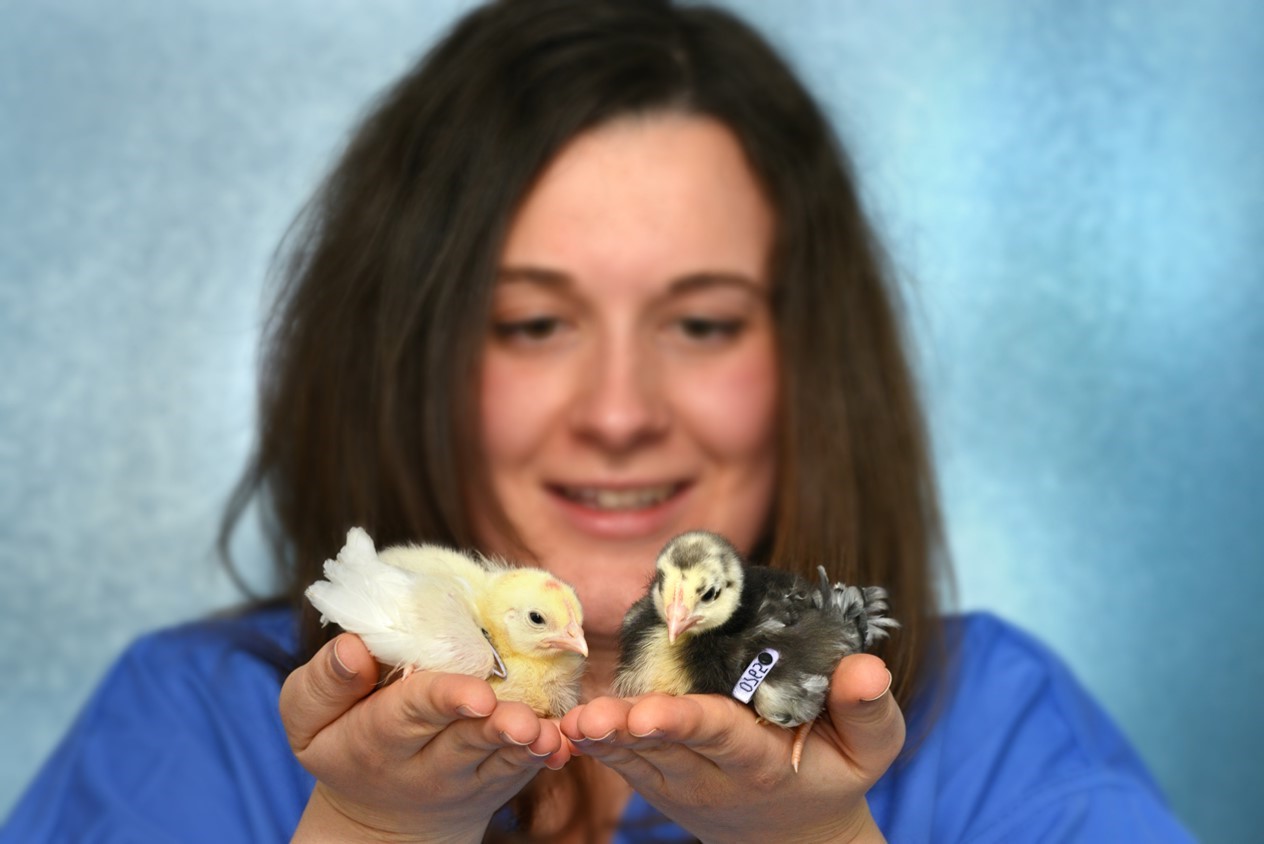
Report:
495,266,573,288
668,272,769,298
494,267,768,298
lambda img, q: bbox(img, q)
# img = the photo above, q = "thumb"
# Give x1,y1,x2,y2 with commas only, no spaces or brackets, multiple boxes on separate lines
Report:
825,653,905,777
280,632,379,753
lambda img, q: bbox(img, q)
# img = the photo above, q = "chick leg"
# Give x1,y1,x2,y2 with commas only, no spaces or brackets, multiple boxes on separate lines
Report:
790,720,814,773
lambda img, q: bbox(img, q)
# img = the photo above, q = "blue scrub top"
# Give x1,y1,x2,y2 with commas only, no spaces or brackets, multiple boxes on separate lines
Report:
1,608,1193,842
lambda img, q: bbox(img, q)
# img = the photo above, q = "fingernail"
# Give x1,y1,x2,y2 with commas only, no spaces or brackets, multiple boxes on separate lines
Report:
331,639,357,682
545,758,566,771
629,726,661,739
526,747,552,758
458,704,491,718
572,729,613,750
499,731,531,747
860,669,893,703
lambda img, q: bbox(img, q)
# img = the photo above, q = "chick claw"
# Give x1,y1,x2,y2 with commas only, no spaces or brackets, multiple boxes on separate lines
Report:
790,720,814,773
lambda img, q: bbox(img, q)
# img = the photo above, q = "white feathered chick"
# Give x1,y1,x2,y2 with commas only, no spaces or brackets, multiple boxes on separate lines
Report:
306,527,588,717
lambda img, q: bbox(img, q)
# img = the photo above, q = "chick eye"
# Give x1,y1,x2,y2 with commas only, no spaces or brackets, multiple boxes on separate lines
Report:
700,587,719,603
528,611,546,625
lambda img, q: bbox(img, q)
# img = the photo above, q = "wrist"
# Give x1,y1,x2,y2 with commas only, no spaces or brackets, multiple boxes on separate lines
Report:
292,783,490,844
826,799,886,844
783,799,886,844
700,798,884,844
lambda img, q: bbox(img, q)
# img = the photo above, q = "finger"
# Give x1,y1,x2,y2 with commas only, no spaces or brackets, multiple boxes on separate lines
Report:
529,719,568,764
627,693,772,766
372,671,500,758
558,703,586,742
825,654,904,774
541,732,576,771
587,694,772,796
491,702,559,752
280,633,378,753
471,715,566,781
560,697,670,790
443,699,555,757
410,701,559,783
571,695,633,743
563,696,653,765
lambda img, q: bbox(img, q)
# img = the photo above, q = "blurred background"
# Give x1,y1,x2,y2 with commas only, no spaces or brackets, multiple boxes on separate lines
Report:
2,1,1260,840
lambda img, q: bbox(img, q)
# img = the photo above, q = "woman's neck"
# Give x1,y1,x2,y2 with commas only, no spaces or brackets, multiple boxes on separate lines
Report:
523,758,633,843
581,639,619,700
517,640,632,843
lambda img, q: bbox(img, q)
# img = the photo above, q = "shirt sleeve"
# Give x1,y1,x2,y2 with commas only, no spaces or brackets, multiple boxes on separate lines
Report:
870,613,1196,843
958,770,1195,843
0,616,314,843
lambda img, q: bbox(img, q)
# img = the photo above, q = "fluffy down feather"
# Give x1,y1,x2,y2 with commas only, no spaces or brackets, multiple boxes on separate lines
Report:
614,530,897,770
306,527,588,717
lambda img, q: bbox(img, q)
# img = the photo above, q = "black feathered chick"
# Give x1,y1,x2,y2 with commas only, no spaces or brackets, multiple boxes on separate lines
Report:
614,530,897,770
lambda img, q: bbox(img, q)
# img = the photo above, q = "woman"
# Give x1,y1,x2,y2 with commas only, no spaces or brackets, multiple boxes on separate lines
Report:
2,1,1191,841
268,1,929,837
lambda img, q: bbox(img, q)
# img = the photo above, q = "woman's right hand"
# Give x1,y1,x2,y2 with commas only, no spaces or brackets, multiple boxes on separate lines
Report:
281,632,571,843
562,654,901,843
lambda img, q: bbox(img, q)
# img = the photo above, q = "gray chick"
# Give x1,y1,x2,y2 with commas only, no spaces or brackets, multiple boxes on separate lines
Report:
615,530,897,771
741,567,898,770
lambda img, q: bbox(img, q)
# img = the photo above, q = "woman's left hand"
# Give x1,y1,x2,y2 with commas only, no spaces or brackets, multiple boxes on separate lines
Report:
560,654,901,844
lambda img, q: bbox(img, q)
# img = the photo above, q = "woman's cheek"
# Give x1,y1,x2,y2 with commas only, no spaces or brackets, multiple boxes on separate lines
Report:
675,354,779,453
479,356,557,460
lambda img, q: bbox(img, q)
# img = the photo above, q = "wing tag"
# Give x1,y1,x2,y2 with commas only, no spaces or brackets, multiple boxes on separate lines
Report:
482,628,508,678
732,648,780,703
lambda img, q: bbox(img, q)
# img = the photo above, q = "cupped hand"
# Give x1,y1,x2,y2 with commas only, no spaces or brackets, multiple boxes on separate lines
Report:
281,633,572,843
561,654,901,844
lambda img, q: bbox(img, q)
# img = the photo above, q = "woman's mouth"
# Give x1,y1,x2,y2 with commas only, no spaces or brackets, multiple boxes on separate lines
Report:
555,483,683,511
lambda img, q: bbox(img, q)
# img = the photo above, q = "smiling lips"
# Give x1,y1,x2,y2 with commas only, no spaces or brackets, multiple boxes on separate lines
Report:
554,483,684,511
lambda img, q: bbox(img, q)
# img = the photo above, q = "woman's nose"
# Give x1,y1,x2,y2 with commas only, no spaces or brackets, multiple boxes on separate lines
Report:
569,337,669,452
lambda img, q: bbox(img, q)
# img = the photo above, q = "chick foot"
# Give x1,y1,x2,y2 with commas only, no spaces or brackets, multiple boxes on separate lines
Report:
790,719,814,773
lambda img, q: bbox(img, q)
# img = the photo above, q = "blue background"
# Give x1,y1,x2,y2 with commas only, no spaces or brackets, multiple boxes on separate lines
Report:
2,2,1260,840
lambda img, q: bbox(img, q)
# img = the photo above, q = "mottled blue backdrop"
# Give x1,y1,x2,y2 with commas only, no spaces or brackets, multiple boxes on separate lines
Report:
2,2,1260,841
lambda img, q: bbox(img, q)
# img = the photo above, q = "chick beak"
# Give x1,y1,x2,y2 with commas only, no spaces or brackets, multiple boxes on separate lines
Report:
666,586,698,644
547,622,589,658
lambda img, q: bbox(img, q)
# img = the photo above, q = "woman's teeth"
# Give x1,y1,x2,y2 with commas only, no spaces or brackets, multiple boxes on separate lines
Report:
563,485,676,510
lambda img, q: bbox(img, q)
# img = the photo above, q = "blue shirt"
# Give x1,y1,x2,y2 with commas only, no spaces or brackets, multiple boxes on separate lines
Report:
1,608,1193,842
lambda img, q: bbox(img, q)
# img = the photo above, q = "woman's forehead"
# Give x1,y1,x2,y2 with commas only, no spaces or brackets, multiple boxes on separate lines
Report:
498,113,775,294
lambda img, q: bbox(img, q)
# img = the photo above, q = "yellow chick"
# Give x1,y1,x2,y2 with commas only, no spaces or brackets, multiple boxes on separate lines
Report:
477,567,588,718
306,527,587,717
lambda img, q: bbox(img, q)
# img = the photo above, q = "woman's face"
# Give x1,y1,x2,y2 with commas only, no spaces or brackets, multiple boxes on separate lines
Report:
476,113,779,643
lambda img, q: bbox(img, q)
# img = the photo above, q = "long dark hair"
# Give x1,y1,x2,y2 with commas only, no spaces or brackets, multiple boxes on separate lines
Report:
221,0,947,834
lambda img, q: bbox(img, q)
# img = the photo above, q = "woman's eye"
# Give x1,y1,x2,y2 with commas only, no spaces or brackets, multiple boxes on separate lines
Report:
677,317,744,343
492,316,562,343
528,611,546,625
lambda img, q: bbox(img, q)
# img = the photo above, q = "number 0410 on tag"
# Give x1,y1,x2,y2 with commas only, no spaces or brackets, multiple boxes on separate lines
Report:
732,648,780,703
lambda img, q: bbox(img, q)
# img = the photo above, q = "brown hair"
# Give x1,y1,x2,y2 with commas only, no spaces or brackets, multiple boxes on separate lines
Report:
220,0,948,836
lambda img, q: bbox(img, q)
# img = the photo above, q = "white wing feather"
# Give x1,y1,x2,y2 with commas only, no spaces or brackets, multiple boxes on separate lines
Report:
305,528,497,677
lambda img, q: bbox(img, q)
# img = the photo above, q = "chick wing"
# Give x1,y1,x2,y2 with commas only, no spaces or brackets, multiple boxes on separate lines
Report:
305,527,499,679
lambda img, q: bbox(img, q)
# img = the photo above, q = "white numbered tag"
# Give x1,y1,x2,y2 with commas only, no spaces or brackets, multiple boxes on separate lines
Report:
732,648,780,703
